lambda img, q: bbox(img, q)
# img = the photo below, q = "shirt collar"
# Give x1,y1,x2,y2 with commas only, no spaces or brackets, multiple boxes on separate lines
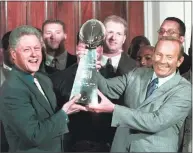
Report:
45,51,67,66
152,71,176,87
3,62,12,71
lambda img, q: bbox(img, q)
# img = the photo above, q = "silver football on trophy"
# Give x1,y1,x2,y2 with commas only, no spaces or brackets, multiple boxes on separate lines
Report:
79,19,106,49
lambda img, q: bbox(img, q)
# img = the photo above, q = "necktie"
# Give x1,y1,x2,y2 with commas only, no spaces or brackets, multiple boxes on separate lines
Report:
51,58,57,68
145,78,158,99
34,78,49,102
105,58,115,78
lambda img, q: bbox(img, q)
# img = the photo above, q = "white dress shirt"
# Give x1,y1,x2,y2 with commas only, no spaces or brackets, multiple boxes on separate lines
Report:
151,71,176,88
101,54,121,72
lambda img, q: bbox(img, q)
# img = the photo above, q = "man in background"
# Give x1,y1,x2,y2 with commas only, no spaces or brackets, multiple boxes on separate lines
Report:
0,31,12,152
136,45,154,68
100,15,136,78
158,17,191,74
42,19,77,74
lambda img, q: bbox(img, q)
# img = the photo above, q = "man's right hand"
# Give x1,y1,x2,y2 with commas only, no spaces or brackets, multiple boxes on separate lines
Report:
76,42,88,61
62,94,88,115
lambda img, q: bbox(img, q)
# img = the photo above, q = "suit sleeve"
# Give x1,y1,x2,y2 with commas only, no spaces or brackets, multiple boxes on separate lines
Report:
97,68,136,100
0,86,69,146
111,85,191,133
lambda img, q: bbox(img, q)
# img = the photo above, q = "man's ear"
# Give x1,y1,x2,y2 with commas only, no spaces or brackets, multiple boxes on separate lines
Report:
9,48,16,60
122,35,126,44
64,33,67,40
177,56,184,68
179,36,185,43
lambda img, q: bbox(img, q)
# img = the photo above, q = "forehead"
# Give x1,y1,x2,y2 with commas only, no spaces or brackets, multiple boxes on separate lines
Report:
44,23,63,31
156,40,180,53
105,21,124,32
17,35,41,47
138,47,154,56
160,20,180,31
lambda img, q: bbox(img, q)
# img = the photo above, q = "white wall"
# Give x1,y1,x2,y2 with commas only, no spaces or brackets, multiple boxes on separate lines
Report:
144,1,192,54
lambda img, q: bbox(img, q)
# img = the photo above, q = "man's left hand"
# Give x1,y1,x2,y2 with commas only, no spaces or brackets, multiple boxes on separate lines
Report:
87,90,115,113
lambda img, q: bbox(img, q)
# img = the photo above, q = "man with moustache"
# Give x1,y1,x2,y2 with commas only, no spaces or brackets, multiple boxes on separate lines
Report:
42,19,76,74
158,17,191,74
83,37,191,152
0,25,87,152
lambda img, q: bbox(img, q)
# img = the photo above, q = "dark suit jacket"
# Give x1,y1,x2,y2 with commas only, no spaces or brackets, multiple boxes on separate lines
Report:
0,66,10,152
116,52,136,76
179,52,191,75
0,67,69,152
44,52,77,75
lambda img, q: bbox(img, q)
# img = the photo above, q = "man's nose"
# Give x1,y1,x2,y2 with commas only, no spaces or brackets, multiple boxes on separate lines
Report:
50,33,56,39
31,49,37,56
140,58,146,66
159,56,167,63
162,31,168,37
110,33,116,40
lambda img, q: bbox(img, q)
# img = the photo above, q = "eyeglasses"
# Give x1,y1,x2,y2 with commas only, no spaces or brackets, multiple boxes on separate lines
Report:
157,29,180,36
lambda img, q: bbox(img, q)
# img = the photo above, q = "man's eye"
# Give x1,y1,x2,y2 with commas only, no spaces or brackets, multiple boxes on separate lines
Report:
168,30,175,35
24,49,30,52
167,56,172,60
108,31,113,34
156,53,161,56
136,57,141,61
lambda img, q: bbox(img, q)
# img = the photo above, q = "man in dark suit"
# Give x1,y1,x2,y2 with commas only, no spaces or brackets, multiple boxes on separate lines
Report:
87,37,191,152
42,19,77,74
0,31,12,152
0,25,87,152
158,17,191,75
101,15,136,77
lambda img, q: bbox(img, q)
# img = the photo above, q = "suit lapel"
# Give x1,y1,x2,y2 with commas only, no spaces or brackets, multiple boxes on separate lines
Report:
116,52,126,76
35,74,56,112
15,70,54,115
139,72,182,109
116,52,136,76
138,69,153,105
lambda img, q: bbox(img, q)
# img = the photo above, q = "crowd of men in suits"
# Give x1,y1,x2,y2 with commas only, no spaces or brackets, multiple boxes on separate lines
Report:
0,15,192,152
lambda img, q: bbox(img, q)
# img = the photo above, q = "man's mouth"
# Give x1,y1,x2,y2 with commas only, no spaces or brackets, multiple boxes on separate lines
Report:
29,59,38,64
157,65,168,69
109,41,117,45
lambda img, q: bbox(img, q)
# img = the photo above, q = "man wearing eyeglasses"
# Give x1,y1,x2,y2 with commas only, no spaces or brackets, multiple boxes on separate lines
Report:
157,17,191,75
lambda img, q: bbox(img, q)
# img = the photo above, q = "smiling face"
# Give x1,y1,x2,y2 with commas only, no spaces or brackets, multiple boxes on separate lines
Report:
158,20,184,43
104,21,126,54
152,40,184,78
136,46,154,68
43,23,66,50
10,35,42,75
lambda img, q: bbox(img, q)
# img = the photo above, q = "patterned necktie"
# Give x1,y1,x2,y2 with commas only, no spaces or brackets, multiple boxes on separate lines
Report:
145,78,158,99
